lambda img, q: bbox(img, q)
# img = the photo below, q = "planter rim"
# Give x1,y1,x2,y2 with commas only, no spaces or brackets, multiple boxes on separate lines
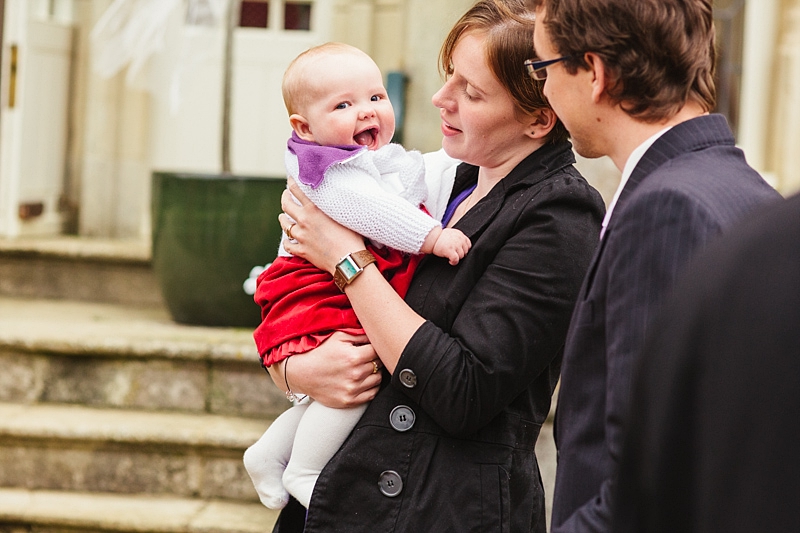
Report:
153,170,285,182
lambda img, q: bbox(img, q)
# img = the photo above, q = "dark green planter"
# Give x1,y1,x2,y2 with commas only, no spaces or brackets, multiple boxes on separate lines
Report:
151,171,285,327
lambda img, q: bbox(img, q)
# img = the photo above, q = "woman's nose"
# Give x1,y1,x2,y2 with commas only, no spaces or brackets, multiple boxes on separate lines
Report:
431,82,450,109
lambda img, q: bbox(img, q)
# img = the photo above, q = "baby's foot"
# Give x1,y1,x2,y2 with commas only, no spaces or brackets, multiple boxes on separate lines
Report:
243,446,291,509
256,484,290,510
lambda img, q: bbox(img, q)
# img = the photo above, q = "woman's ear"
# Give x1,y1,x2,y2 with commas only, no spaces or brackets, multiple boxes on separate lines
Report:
289,114,315,142
526,108,557,139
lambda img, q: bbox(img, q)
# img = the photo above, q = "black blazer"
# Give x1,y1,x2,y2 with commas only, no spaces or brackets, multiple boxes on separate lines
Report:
550,114,782,533
272,141,605,533
615,192,800,533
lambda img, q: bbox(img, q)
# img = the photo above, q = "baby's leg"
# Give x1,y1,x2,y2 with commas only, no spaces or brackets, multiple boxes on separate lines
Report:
243,400,310,509
283,401,368,508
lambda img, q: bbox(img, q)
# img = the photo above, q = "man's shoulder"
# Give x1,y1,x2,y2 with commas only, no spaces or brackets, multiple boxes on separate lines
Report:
634,128,775,207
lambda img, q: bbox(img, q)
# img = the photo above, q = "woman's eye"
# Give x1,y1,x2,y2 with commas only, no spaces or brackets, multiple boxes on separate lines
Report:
461,82,480,100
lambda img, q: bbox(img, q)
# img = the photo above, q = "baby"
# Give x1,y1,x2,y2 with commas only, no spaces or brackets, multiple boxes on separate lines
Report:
244,42,470,510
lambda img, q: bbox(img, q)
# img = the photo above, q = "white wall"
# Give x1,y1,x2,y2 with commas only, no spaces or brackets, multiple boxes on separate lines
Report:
149,1,331,177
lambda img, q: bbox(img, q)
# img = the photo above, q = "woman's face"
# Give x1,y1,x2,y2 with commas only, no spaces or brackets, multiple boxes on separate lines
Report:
432,32,532,170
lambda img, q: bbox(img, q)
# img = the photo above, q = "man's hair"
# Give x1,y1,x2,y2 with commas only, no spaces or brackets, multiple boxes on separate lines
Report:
282,42,369,116
440,0,568,145
532,0,717,122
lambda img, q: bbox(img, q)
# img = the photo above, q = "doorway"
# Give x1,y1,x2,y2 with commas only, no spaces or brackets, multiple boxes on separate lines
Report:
0,0,74,238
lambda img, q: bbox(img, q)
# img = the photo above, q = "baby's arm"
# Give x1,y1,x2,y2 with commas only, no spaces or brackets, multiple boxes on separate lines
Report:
291,148,439,254
421,226,471,266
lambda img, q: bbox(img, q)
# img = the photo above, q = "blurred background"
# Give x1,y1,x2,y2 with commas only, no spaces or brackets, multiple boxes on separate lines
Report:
0,0,797,242
0,1,796,531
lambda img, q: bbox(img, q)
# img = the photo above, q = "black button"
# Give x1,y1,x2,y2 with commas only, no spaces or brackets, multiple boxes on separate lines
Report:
389,405,415,432
378,470,403,497
398,368,417,388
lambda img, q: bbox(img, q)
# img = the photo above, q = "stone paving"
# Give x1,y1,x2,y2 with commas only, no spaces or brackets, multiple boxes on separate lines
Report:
0,294,557,530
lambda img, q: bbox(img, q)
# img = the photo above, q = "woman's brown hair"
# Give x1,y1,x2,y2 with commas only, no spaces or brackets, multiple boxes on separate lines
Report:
440,0,569,145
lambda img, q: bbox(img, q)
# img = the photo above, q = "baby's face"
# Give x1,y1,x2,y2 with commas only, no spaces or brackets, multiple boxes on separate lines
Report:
301,52,395,150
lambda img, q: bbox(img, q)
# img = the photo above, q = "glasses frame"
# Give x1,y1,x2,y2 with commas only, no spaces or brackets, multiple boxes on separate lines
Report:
524,55,571,80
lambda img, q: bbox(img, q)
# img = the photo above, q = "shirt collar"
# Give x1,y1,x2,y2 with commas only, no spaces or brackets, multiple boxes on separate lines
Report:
600,126,672,238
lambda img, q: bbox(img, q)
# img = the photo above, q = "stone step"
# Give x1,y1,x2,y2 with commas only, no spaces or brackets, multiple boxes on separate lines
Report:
0,237,162,307
0,402,273,502
0,296,285,418
0,488,278,533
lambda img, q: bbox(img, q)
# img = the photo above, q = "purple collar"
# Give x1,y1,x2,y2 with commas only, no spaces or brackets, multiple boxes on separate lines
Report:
441,184,477,226
287,132,366,189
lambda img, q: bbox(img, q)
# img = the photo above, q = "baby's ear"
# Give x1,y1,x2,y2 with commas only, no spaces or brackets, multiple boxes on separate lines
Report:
289,114,315,142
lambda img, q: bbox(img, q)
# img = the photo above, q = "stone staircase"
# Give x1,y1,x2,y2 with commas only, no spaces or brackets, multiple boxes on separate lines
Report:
0,237,284,532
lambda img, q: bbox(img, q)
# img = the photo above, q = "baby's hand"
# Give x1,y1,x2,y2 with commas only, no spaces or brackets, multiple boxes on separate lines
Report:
433,228,471,266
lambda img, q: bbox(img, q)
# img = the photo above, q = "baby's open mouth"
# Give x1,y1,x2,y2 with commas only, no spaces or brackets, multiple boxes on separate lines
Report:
354,128,378,146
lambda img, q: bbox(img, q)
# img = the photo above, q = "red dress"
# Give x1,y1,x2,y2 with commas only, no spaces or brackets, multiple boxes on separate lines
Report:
252,244,422,367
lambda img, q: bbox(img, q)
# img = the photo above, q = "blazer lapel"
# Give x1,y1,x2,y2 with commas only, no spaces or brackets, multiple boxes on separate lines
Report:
450,142,577,240
611,114,734,228
580,114,734,298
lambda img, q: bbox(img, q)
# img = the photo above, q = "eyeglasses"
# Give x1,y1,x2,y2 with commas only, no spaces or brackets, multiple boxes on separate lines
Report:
524,56,571,80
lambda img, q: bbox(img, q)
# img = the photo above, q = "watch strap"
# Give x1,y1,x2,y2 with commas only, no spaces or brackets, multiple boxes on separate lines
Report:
333,250,377,292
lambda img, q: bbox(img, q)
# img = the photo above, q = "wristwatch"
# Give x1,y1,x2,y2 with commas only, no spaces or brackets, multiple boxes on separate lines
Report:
333,250,376,292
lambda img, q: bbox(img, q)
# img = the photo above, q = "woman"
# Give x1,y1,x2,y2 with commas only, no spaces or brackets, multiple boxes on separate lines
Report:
268,0,604,531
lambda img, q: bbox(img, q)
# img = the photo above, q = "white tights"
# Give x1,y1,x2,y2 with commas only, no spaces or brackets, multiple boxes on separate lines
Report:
243,397,368,509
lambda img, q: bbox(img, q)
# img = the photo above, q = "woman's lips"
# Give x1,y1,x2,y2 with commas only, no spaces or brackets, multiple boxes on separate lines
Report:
441,121,462,137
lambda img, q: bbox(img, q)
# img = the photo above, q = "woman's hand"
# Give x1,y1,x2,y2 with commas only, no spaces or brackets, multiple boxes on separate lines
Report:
279,177,366,274
267,332,383,409
279,177,423,377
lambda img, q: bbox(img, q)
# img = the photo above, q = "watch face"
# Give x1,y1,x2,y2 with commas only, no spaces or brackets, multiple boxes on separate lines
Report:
338,256,360,279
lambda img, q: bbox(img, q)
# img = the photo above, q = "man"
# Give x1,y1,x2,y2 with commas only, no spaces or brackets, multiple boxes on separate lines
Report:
529,1,781,531
615,192,800,533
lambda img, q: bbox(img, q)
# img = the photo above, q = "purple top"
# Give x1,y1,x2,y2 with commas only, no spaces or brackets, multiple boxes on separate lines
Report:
441,184,477,227
287,132,366,189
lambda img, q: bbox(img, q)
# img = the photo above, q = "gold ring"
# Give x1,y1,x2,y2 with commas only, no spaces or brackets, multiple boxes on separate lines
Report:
371,360,379,374
286,223,296,240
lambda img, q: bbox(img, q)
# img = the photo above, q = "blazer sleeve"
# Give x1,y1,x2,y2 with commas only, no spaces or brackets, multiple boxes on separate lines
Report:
394,176,603,436
554,187,721,533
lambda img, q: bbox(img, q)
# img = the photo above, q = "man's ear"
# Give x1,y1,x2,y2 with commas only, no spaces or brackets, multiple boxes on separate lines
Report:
289,114,315,142
525,108,557,139
584,52,609,103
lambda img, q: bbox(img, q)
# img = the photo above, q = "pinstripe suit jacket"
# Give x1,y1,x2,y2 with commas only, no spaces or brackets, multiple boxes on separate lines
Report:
614,193,800,532
550,114,781,533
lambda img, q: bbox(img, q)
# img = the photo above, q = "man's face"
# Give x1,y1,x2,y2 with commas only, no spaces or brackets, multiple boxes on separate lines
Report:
533,8,605,159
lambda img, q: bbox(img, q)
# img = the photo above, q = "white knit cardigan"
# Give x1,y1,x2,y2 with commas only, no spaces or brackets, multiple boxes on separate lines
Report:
278,145,460,257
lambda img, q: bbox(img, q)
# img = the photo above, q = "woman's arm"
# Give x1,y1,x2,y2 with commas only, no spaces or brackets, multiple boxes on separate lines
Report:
396,181,603,435
283,173,602,434
280,178,426,375
267,331,383,408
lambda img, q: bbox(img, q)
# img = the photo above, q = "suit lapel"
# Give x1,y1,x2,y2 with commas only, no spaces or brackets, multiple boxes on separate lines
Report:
612,114,734,226
579,114,734,299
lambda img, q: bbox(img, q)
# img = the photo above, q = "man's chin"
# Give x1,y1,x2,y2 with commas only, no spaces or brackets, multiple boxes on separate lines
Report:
572,139,605,161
